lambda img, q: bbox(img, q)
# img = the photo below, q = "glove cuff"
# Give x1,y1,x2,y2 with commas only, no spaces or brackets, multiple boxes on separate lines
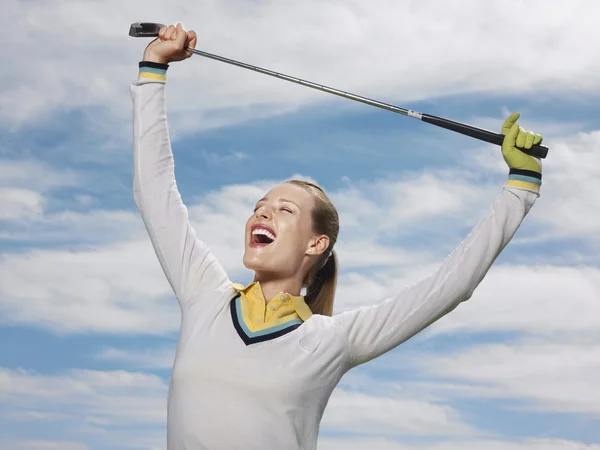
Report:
505,168,542,193
137,61,169,82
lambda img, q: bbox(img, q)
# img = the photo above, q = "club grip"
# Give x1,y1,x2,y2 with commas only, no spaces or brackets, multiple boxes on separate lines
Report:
421,113,548,159
129,22,165,38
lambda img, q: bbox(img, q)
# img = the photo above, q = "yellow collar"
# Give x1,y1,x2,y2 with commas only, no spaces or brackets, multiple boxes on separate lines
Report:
231,281,313,322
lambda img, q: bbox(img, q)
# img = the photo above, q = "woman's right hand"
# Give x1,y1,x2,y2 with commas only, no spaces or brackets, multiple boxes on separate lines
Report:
143,23,197,65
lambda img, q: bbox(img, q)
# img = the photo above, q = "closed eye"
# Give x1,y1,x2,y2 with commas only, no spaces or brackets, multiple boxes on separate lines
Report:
281,207,293,213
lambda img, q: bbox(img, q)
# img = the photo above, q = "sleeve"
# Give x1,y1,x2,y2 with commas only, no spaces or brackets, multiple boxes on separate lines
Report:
331,186,538,369
130,61,230,308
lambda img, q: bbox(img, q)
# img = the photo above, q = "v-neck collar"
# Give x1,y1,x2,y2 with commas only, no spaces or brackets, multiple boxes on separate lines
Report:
229,282,313,345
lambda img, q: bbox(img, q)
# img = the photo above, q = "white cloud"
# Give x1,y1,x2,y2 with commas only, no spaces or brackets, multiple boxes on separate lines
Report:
0,208,144,243
0,240,181,334
409,337,600,417
332,171,497,240
321,389,476,437
0,188,45,221
95,346,176,370
530,130,600,242
0,368,164,412
0,167,493,333
4,0,600,134
0,368,167,449
4,2,600,448
199,149,247,165
426,264,600,337
0,159,80,191
0,442,91,450
468,128,600,246
0,366,477,447
318,437,600,450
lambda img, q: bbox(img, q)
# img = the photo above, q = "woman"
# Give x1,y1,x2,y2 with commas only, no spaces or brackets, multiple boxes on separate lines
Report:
131,24,544,450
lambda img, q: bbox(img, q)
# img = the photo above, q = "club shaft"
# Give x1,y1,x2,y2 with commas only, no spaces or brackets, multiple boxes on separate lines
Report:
185,47,548,159
128,22,548,158
188,48,416,118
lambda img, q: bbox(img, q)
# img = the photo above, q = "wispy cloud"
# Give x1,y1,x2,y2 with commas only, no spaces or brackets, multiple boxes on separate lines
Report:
322,388,477,437
409,337,600,416
4,0,600,136
0,158,81,192
0,188,45,221
318,437,600,450
424,264,600,337
0,240,180,333
0,368,167,449
0,442,91,450
3,1,600,447
0,166,510,333
199,149,248,165
95,347,175,370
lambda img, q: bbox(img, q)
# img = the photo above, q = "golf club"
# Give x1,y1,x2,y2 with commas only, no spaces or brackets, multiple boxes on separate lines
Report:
129,22,549,159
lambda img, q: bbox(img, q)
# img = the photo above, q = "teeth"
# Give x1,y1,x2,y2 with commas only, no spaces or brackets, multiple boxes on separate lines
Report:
252,228,276,241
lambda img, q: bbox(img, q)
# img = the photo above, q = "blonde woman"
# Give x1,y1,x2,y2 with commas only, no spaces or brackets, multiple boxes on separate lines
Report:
132,23,544,450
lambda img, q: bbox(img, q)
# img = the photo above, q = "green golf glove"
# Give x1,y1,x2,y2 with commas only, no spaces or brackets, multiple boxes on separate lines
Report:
501,112,543,194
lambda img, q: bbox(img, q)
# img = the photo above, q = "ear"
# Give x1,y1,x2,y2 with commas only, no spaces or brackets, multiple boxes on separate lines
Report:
306,234,330,256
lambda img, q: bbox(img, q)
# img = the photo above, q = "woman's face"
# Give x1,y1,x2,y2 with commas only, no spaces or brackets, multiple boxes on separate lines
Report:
243,183,327,277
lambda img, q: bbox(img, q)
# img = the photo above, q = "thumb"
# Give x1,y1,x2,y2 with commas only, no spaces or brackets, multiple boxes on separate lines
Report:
501,112,520,136
503,122,519,152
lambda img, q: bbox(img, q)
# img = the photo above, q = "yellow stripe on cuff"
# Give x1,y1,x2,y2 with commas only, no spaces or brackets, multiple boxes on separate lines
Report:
139,71,167,81
505,179,541,192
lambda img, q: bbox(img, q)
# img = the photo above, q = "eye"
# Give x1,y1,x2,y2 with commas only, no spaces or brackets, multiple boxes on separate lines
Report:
281,207,293,213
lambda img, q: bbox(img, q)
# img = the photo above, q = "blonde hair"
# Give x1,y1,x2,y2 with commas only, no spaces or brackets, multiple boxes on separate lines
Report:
286,179,339,316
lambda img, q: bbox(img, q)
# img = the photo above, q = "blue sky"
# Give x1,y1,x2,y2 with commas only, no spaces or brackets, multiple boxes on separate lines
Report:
2,1,600,449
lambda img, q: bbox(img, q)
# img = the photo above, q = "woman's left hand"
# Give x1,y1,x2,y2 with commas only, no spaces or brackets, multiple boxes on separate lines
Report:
500,112,543,174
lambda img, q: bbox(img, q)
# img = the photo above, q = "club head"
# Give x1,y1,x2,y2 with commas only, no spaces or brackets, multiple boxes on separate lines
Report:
129,22,165,38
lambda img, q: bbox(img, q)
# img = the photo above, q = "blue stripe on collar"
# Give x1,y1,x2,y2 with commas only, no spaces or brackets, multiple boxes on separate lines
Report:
230,294,302,345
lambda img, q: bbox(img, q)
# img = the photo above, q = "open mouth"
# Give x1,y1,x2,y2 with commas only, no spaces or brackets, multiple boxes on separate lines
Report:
251,225,276,247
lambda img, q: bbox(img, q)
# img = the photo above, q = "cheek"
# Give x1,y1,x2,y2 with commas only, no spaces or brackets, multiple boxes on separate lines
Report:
278,217,298,240
281,214,311,243
298,212,315,237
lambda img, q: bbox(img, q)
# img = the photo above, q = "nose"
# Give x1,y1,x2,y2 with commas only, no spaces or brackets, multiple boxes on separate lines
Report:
255,205,272,220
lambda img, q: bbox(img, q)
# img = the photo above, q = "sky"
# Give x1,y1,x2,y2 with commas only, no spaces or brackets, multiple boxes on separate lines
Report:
1,0,600,449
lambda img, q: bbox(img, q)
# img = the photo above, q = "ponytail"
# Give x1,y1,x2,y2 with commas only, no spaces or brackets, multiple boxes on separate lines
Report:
305,250,338,316
285,179,339,317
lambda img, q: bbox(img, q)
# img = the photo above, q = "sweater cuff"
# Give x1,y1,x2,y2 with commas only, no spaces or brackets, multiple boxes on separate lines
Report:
138,61,169,82
505,168,541,194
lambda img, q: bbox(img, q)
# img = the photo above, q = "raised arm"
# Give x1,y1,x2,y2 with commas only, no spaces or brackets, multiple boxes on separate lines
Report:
332,113,544,369
130,24,230,307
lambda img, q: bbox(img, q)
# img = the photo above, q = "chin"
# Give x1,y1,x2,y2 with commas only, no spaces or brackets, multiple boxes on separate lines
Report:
243,248,290,276
243,249,270,272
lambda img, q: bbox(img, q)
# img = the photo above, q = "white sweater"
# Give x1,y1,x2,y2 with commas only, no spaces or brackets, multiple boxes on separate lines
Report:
131,67,538,450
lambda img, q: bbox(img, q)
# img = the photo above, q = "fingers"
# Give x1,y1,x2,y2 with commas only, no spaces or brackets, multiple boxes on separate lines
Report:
161,24,175,41
516,127,527,148
501,112,520,136
516,127,543,150
175,23,187,49
158,25,167,40
501,112,543,150
148,23,196,63
524,129,535,149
